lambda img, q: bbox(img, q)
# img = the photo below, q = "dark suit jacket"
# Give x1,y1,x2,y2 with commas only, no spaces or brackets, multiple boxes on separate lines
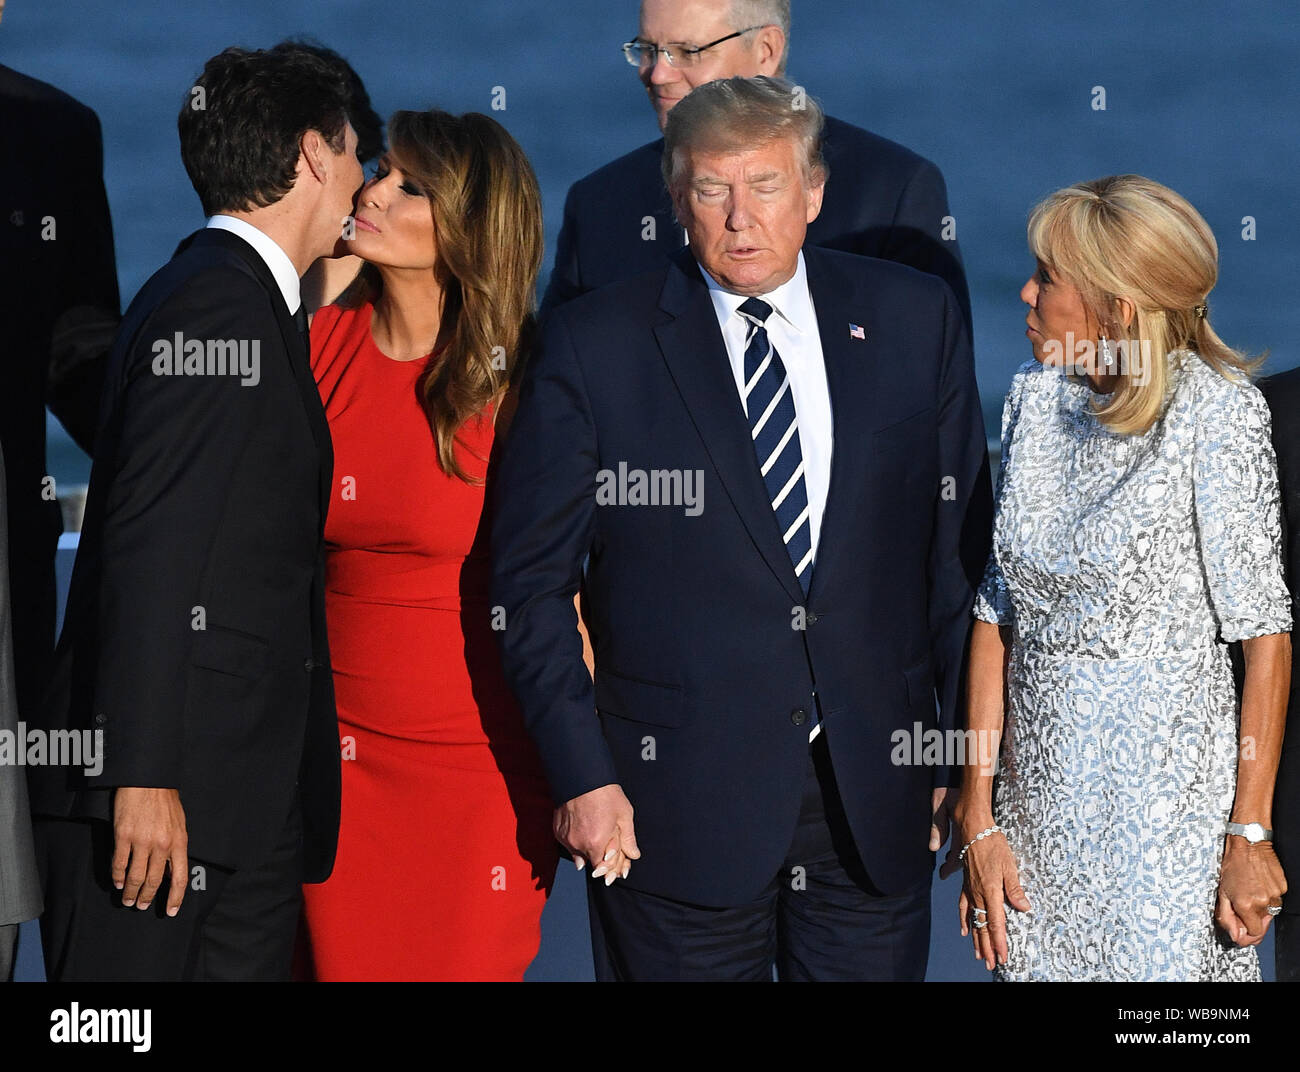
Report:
30,228,341,883
491,244,992,907
540,115,971,333
1260,369,1300,917
0,64,119,729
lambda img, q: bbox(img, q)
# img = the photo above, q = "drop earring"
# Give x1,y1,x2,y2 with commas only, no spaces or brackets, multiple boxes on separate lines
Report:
1099,333,1116,371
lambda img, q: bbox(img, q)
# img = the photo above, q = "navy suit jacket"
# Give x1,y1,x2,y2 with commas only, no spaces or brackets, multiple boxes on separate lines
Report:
540,115,971,334
1259,368,1300,919
491,244,992,907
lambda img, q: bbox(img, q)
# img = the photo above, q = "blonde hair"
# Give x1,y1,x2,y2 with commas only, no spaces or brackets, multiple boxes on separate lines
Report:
1027,174,1261,435
661,75,826,193
344,109,543,482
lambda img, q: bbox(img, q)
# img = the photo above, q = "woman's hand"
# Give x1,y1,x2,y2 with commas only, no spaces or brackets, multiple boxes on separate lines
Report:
1216,838,1287,946
955,826,1031,970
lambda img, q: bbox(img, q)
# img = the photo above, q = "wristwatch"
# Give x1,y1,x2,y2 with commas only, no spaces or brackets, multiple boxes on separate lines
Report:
1225,821,1273,844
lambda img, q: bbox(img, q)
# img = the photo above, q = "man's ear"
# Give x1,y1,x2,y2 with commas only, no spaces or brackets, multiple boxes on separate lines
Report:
669,185,689,231
300,129,330,186
754,26,785,75
805,171,825,225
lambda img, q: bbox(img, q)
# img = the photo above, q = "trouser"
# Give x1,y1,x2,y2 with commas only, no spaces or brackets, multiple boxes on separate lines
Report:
35,797,304,982
1277,913,1300,983
0,923,14,981
588,735,931,981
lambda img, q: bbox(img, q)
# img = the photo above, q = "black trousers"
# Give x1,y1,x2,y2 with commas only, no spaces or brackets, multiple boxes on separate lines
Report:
1277,914,1300,983
35,797,304,982
588,735,931,981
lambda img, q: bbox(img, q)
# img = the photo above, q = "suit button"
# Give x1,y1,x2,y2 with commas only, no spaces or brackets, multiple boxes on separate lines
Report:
790,708,807,726
805,612,819,626
304,658,317,671
93,712,107,725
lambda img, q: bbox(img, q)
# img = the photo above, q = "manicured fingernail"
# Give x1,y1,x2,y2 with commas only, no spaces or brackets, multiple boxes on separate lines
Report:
621,862,630,879
114,882,123,890
592,864,609,879
167,906,179,917
138,902,150,910
604,872,616,886
122,899,134,907
603,848,615,862
574,858,584,871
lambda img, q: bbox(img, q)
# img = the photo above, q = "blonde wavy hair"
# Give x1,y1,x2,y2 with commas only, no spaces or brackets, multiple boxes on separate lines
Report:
1028,174,1261,436
345,109,543,482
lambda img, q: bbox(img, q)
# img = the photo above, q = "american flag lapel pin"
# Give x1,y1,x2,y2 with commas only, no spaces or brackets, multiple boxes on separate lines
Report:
848,323,866,341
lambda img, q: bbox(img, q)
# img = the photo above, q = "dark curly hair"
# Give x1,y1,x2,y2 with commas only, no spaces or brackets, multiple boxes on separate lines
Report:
178,45,355,216
270,39,385,165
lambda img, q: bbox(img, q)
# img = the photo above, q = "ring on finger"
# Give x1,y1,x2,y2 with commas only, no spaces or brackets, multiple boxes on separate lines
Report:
973,918,989,929
1268,904,1283,917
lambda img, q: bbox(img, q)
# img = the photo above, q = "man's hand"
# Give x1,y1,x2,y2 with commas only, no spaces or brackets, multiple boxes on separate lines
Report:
112,787,188,916
929,786,956,853
553,783,640,886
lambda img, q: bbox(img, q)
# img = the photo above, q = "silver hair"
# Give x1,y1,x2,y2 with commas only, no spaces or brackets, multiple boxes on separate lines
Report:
661,75,826,192
731,0,791,73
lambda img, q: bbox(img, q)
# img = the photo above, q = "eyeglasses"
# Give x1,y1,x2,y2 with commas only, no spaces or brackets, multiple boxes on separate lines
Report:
622,26,766,69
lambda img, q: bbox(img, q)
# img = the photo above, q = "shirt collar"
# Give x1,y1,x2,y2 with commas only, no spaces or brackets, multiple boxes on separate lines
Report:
699,250,815,336
205,214,302,315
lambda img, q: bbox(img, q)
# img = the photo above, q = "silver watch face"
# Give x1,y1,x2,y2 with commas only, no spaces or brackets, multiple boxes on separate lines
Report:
1230,822,1269,843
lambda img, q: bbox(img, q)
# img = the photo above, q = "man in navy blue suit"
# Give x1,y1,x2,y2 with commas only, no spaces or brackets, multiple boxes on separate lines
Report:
541,0,970,332
492,76,992,980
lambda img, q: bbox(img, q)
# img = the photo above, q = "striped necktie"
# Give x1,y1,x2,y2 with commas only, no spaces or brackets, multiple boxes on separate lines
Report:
737,297,813,596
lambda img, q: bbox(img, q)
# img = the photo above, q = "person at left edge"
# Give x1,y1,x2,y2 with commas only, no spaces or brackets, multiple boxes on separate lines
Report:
0,0,120,755
29,45,362,982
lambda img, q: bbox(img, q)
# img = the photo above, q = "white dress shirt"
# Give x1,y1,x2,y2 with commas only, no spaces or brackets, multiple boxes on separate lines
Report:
700,251,834,563
205,214,302,315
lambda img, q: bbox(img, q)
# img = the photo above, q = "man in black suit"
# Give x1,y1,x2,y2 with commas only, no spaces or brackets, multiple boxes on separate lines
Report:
492,76,991,980
1261,369,1300,982
542,0,970,330
0,14,120,740
30,45,363,981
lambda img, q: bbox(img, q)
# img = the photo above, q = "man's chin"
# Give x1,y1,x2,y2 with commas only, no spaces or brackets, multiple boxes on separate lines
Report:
652,97,683,129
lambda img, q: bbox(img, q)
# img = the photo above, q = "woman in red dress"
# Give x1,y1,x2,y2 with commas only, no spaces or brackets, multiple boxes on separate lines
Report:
300,109,556,980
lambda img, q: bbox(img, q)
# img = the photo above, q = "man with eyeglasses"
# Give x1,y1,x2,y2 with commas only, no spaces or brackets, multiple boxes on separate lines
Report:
540,0,970,331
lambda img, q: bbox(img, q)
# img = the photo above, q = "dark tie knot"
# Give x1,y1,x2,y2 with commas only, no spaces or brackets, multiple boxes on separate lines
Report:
738,297,772,325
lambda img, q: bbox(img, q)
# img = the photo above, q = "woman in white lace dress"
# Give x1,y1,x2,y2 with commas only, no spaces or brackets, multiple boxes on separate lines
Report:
951,175,1291,980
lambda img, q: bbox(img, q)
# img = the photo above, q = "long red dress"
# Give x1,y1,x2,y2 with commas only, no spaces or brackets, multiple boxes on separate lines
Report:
300,301,557,980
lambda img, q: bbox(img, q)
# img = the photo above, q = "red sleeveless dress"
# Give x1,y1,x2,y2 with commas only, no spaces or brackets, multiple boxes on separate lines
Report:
300,301,556,980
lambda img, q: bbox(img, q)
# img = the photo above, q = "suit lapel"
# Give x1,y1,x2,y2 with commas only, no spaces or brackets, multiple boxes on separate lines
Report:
654,251,805,604
802,247,882,603
188,229,333,532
